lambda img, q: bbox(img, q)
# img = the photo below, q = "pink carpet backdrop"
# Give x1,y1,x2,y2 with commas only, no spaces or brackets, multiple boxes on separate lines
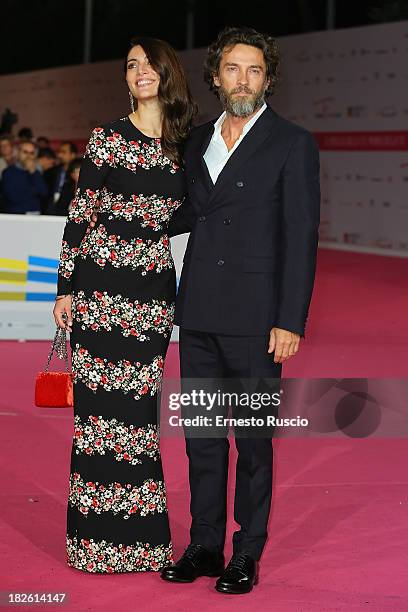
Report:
1,250,408,609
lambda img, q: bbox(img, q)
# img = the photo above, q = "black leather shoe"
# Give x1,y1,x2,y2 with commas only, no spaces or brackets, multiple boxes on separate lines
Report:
160,543,225,583
215,553,259,594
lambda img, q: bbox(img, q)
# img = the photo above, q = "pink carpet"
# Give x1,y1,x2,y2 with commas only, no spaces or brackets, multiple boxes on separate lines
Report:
1,248,407,611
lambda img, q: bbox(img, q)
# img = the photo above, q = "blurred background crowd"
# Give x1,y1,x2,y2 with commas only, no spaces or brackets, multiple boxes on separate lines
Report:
0,128,82,216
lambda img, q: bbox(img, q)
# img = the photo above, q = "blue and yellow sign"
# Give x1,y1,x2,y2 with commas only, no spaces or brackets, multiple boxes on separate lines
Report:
0,256,58,301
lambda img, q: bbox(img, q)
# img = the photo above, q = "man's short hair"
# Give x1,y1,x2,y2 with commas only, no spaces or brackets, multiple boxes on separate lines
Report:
18,127,33,141
38,147,56,159
60,141,78,155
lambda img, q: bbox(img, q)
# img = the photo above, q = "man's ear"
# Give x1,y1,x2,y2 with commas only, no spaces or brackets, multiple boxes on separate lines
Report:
213,72,221,88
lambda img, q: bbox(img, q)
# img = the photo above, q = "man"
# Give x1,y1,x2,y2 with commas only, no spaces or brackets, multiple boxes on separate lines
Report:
160,26,321,594
0,136,15,211
0,135,15,178
47,158,82,216
44,141,78,211
37,147,56,174
36,147,57,213
2,141,47,214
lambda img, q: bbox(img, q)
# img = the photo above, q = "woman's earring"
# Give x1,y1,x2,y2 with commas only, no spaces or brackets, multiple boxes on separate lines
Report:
128,90,135,113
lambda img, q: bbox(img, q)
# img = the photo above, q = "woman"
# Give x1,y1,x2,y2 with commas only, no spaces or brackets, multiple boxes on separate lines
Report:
53,36,196,573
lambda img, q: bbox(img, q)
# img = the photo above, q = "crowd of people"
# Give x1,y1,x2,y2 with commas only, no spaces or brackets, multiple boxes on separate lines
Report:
0,127,82,216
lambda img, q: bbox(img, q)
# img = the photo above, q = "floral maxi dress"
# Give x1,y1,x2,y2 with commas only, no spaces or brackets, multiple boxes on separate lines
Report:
57,117,185,573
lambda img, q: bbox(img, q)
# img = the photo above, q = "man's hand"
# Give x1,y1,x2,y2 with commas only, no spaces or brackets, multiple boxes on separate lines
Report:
53,295,73,332
268,327,300,363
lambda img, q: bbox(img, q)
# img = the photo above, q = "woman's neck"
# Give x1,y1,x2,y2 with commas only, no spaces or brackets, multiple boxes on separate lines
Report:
130,98,163,138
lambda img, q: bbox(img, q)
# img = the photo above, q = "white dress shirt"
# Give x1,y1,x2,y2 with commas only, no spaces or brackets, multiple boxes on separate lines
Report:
203,102,267,184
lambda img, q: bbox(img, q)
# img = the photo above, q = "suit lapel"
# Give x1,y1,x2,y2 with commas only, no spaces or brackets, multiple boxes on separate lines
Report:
194,122,215,194
205,105,278,208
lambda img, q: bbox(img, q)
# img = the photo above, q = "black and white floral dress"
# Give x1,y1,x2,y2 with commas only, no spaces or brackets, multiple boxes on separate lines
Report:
57,116,185,573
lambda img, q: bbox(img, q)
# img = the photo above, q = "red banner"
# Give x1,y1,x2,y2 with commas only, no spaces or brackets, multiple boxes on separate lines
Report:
314,131,408,151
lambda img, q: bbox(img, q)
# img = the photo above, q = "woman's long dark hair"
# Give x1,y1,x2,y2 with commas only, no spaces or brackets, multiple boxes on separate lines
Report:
124,36,197,165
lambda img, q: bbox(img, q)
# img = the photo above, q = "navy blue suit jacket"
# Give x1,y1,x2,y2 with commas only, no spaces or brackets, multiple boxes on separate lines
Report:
2,164,47,214
169,105,321,338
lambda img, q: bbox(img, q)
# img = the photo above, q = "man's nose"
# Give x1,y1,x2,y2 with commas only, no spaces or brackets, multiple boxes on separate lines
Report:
237,70,248,84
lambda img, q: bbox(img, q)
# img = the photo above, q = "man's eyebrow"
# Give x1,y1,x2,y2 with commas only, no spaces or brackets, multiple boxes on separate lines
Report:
224,62,264,69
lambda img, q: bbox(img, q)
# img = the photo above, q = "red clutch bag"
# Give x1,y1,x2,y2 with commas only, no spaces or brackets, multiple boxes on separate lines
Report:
35,325,73,407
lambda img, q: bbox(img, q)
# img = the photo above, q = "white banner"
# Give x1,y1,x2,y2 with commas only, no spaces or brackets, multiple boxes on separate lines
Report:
0,215,187,340
271,21,408,256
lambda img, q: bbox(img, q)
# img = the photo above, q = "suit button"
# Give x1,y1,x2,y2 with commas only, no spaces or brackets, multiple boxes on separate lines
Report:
236,181,244,187
223,217,231,225
198,215,206,222
217,259,225,266
191,177,196,183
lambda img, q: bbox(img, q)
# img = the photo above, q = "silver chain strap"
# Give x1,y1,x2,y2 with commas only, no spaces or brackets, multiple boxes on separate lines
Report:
45,318,70,373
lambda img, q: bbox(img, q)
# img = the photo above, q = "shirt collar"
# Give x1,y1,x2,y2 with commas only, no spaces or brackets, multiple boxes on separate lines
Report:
213,102,267,139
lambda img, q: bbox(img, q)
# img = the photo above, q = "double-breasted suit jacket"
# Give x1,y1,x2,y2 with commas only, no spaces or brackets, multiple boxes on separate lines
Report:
169,104,321,338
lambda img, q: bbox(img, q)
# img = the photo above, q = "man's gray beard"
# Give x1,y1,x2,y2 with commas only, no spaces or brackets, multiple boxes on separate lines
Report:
218,87,266,118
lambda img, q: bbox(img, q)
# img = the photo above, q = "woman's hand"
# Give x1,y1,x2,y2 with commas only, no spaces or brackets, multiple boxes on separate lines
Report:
53,295,73,332
89,210,98,228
